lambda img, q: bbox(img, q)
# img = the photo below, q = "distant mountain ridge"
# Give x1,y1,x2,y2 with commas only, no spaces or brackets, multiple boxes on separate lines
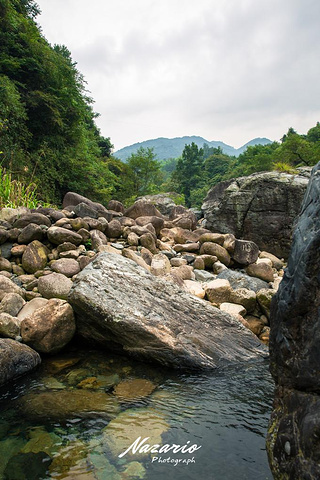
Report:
114,136,272,161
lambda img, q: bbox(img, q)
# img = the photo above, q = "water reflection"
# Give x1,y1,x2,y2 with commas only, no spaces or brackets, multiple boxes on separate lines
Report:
0,348,273,479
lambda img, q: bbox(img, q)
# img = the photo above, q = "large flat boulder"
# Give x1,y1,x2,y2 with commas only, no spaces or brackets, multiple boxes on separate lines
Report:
267,162,320,479
0,339,41,387
201,168,311,258
69,253,267,370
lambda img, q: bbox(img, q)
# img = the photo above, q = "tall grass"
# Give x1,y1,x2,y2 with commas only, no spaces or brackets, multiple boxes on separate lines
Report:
0,166,45,209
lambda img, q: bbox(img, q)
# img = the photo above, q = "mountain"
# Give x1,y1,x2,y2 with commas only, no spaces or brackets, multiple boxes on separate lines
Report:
114,136,272,161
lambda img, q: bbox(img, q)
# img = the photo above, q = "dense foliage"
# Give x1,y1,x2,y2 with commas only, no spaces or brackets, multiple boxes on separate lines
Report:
0,0,114,204
169,124,320,208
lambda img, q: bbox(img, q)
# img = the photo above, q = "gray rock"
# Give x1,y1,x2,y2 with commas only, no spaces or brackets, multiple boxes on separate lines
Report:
232,239,259,266
0,228,9,245
90,229,108,250
0,293,25,317
0,313,21,338
47,226,82,246
63,191,111,218
217,269,270,292
136,193,178,216
13,212,51,229
51,258,80,277
0,242,14,259
267,162,320,479
0,276,25,301
69,253,267,370
107,199,125,213
124,200,163,220
0,338,41,386
202,169,311,258
74,202,99,219
38,273,73,300
18,223,44,244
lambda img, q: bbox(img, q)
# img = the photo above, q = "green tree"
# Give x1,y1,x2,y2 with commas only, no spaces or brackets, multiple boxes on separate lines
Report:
171,142,204,207
125,147,163,199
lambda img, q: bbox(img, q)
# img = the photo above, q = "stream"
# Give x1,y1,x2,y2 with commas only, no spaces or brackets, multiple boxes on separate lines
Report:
0,347,273,479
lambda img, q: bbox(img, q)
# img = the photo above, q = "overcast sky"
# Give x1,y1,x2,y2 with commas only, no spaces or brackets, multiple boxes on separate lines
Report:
36,0,320,151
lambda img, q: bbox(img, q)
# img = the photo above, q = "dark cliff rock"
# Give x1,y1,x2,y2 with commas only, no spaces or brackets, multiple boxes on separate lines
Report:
69,253,267,370
267,162,320,479
201,168,311,258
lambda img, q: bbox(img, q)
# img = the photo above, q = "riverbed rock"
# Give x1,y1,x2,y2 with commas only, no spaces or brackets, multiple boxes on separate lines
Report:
0,339,41,386
22,240,48,274
38,273,73,300
47,226,82,246
232,239,259,266
13,212,51,229
18,223,44,244
200,242,231,266
0,313,21,338
62,191,111,219
202,169,311,258
69,253,266,370
125,200,163,220
150,253,171,276
51,258,80,277
21,298,76,354
113,378,156,400
17,298,49,321
0,293,25,317
0,276,25,301
267,162,320,479
217,269,270,292
204,279,232,306
246,262,274,283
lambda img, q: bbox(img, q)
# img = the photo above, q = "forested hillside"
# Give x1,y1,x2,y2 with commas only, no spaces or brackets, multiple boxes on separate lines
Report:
1,1,319,209
0,0,113,204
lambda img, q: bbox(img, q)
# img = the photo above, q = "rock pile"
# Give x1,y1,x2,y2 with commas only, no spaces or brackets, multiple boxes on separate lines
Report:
0,192,283,382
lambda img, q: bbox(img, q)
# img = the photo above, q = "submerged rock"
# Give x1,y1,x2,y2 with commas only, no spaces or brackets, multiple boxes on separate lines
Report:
69,253,267,370
0,338,41,387
113,378,156,400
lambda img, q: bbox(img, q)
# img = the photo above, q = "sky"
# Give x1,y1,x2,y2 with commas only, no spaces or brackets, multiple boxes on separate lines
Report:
36,0,320,151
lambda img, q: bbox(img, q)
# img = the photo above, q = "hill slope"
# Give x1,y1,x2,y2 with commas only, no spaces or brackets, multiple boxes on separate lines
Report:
114,136,272,161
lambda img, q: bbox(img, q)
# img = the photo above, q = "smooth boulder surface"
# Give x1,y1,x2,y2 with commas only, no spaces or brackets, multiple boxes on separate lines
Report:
267,162,320,479
201,169,311,258
0,338,41,386
69,253,267,370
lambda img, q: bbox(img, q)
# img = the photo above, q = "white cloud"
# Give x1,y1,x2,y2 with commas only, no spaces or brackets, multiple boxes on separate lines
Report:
37,0,320,150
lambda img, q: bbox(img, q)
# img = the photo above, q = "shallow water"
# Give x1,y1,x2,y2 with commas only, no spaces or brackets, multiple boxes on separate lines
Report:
0,348,273,480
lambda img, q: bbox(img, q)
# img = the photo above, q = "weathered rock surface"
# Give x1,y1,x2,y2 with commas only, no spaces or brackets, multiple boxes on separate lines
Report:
37,273,73,300
21,298,76,353
217,269,270,292
69,253,267,370
202,169,311,258
0,339,41,386
267,162,320,479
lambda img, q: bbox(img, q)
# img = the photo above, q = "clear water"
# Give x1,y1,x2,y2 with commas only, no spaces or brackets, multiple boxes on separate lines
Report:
0,347,273,480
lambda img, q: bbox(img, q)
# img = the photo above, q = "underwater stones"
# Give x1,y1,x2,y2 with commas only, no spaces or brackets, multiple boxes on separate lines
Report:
0,339,41,387
4,452,52,480
19,389,120,421
103,407,169,459
113,378,156,400
20,298,76,354
21,426,61,455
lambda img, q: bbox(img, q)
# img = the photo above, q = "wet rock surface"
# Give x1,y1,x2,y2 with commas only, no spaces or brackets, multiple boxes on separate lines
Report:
267,162,320,479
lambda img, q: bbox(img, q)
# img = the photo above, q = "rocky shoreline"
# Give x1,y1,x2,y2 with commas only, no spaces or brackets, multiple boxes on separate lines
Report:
0,191,284,385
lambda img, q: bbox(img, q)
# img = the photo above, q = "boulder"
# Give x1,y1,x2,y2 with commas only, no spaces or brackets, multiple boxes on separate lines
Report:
217,269,270,292
17,298,49,321
69,253,267,370
136,216,164,236
47,226,83,246
38,273,73,300
232,239,259,266
124,200,163,220
62,192,111,219
0,338,41,386
202,169,311,258
74,202,99,219
246,262,274,283
267,162,320,478
90,229,108,250
0,257,12,272
107,199,125,213
200,242,231,266
51,258,80,277
13,212,51,229
0,293,25,317
106,219,122,238
22,240,48,274
136,193,178,216
220,302,247,317
18,223,44,244
204,279,232,306
0,276,25,301
0,313,21,338
229,288,256,313
150,253,171,276
21,298,76,354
